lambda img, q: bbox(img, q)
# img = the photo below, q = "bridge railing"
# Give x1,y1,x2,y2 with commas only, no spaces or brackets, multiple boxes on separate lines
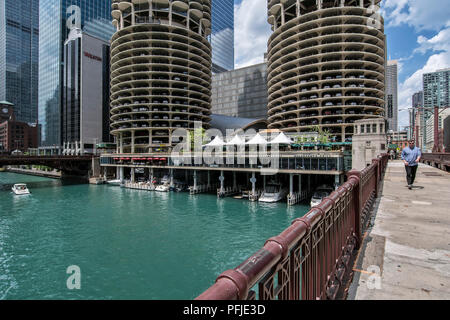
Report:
420,153,450,172
196,154,389,300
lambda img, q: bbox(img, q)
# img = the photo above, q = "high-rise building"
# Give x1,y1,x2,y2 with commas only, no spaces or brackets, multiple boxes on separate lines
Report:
211,63,267,119
62,29,111,155
0,0,39,124
110,0,212,154
410,91,423,145
386,60,398,131
422,68,450,151
211,0,234,73
266,0,385,142
38,0,115,150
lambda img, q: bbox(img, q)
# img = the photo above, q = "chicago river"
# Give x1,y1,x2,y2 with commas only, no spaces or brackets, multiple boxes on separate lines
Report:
0,172,309,299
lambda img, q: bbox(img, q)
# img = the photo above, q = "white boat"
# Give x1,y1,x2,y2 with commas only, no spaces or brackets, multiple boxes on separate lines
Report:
310,185,334,207
155,183,170,192
259,184,288,203
106,179,121,186
12,184,31,195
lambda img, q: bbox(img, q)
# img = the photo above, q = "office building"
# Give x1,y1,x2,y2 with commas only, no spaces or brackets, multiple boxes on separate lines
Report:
422,69,450,151
211,0,234,73
266,0,386,142
38,0,114,150
110,0,212,154
62,29,111,155
425,109,450,151
386,60,398,131
410,91,423,142
0,101,38,153
211,62,267,119
0,0,39,123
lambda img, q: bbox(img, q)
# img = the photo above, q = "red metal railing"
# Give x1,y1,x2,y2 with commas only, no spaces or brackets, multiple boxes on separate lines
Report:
196,154,389,300
420,153,450,172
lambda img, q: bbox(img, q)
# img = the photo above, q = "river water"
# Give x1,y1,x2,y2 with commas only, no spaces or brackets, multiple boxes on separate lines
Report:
0,172,310,299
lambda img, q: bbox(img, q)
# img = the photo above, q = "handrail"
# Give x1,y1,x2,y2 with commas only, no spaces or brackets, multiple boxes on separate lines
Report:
196,153,389,300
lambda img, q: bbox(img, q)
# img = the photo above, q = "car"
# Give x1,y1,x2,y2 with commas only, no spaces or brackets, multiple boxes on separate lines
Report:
324,111,332,115
324,120,331,124
300,80,307,84
300,105,307,109
336,119,343,124
336,93,342,97
323,85,331,89
323,94,331,98
350,102,357,106
325,102,334,106
301,88,308,92
288,99,297,103
309,95,318,99
333,84,341,88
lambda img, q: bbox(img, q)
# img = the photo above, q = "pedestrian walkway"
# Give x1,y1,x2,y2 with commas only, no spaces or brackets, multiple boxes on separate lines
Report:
348,160,450,299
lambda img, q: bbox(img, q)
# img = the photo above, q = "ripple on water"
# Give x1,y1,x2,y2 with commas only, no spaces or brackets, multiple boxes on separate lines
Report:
0,172,310,299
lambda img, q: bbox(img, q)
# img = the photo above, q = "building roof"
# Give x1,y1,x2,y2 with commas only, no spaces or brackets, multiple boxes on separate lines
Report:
209,114,268,135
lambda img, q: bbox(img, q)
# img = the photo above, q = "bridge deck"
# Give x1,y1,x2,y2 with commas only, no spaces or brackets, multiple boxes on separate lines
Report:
348,160,450,299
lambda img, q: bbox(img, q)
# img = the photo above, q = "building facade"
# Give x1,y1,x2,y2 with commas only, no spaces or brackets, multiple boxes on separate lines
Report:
424,109,450,152
110,0,212,154
38,0,115,150
0,0,39,124
352,118,387,170
211,0,234,73
0,102,38,153
62,29,111,155
266,0,386,142
410,91,423,143
422,69,450,151
211,63,267,119
386,60,398,131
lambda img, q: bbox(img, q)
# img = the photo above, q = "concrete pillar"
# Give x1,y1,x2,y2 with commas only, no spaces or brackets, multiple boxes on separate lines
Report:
207,170,211,188
289,173,294,196
170,169,174,187
335,174,340,190
233,171,237,189
220,170,225,192
194,170,198,189
131,168,135,183
251,172,256,194
116,166,120,179
263,175,266,189
298,174,302,193
120,167,124,184
131,131,135,154
120,133,124,154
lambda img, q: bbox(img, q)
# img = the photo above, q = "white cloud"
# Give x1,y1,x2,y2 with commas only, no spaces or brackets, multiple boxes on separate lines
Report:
234,0,271,68
382,0,450,31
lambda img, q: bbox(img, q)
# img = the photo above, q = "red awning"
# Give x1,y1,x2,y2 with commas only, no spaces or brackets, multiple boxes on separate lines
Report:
160,158,167,161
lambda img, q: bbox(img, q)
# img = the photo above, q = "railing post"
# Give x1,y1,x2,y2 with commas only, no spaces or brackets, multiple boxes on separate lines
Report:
346,169,362,249
372,158,379,195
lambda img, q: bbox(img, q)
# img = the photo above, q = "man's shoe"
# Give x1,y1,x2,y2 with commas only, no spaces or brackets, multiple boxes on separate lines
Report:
408,185,412,190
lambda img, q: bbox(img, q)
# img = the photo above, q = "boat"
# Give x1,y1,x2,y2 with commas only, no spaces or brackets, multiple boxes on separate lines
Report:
258,183,288,203
310,185,334,207
12,183,31,195
155,183,170,192
106,179,121,186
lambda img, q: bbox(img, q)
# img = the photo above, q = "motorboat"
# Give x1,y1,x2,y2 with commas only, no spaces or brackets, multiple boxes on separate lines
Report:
259,184,288,203
12,183,31,195
310,185,334,207
106,179,121,186
155,183,170,192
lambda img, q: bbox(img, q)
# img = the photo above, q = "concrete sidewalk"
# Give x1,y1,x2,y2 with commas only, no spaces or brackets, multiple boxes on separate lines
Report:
348,160,450,300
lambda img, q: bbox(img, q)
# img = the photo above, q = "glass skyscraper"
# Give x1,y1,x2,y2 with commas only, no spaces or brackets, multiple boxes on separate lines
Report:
38,0,114,148
211,0,234,73
0,0,39,124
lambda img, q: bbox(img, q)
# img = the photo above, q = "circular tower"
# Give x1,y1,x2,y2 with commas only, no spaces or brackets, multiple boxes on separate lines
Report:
110,0,212,153
266,0,385,142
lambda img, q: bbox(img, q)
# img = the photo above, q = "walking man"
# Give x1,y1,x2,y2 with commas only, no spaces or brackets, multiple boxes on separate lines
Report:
401,140,422,190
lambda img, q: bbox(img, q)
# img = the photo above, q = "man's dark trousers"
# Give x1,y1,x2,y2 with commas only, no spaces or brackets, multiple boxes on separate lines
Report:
405,165,418,185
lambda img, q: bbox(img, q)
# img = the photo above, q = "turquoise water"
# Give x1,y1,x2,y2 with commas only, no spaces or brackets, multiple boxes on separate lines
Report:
0,172,309,300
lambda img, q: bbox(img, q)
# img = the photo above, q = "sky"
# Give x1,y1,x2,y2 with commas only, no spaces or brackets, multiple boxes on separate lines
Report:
233,0,450,130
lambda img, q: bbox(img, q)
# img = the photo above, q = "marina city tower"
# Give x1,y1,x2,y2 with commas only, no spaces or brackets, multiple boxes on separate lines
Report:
266,0,386,142
110,0,212,154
